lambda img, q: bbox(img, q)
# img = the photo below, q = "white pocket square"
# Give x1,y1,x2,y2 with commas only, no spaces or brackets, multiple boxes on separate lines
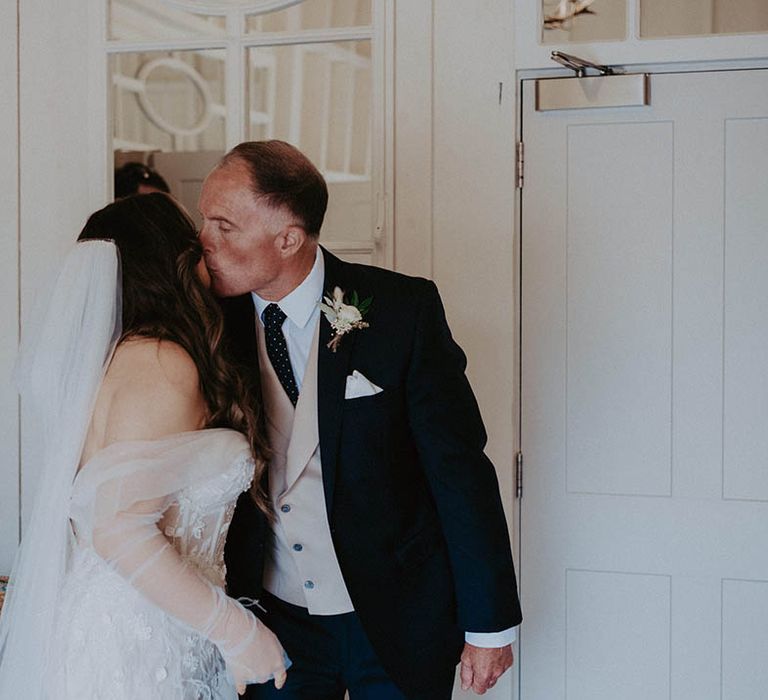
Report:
345,370,383,399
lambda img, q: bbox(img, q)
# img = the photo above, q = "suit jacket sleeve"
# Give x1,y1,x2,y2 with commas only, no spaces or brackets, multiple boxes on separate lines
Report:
405,280,522,633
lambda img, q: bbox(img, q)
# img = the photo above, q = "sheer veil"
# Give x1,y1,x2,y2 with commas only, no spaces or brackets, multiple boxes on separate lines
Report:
0,241,122,697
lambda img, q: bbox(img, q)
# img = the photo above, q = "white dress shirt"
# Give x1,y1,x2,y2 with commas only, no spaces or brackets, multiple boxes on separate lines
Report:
252,246,516,647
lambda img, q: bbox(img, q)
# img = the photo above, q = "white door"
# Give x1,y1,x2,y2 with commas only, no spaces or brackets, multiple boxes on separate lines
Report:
520,68,768,700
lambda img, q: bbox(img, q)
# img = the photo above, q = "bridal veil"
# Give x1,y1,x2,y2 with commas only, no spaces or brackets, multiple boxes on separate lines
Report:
0,241,122,697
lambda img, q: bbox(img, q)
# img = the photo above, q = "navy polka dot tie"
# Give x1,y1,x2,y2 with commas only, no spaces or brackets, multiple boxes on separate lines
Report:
262,303,299,406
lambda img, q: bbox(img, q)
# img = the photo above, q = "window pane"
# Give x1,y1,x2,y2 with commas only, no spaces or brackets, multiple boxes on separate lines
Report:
247,40,373,240
246,0,372,34
109,0,225,41
542,0,626,44
640,0,768,38
111,50,226,154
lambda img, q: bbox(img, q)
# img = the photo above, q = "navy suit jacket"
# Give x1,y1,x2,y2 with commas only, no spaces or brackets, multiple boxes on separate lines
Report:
224,248,522,698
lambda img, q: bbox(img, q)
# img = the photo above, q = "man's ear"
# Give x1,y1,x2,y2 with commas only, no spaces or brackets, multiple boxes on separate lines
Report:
277,224,308,258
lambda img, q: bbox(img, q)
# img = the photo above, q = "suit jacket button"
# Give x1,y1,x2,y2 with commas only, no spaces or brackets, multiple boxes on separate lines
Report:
293,543,303,552
280,504,291,513
304,580,315,589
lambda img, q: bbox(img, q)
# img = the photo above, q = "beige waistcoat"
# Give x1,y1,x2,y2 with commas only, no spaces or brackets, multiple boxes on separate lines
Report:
256,316,354,615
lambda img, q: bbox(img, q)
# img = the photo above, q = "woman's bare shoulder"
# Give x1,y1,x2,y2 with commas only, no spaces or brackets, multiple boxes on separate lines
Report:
98,337,207,443
110,337,199,388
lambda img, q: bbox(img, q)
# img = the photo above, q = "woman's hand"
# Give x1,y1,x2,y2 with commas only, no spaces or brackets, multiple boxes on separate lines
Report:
223,614,289,694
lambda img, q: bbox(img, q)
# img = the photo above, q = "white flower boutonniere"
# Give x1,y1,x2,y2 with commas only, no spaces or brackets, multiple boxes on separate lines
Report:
319,286,372,352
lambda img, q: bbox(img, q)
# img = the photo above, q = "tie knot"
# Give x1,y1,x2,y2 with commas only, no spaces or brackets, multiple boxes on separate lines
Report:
263,303,287,329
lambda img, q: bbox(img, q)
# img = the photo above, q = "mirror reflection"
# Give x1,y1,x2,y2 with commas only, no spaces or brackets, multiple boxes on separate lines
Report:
246,0,371,32
541,0,626,44
109,0,225,41
640,0,768,38
112,50,226,154
110,0,375,251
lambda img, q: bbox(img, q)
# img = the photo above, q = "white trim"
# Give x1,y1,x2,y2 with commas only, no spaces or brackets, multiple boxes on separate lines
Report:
287,43,303,145
516,56,768,82
225,10,245,147
322,239,376,254
106,26,373,53
161,0,304,16
372,0,394,268
319,54,332,170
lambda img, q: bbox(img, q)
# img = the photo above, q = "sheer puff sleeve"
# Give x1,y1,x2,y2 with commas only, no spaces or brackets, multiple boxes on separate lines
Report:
70,429,288,690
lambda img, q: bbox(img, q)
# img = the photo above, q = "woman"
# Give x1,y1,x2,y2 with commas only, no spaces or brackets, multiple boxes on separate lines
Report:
0,194,288,698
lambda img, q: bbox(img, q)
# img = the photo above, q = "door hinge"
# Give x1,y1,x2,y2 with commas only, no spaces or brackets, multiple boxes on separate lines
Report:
515,451,523,499
516,141,524,189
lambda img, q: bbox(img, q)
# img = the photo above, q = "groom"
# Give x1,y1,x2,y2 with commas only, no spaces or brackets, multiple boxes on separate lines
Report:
201,141,522,699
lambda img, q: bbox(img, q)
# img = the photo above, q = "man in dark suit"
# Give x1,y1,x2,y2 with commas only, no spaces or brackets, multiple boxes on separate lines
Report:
200,141,522,699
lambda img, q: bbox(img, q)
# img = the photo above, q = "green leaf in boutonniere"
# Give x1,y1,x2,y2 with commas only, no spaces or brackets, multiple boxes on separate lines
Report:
319,286,372,352
358,296,373,316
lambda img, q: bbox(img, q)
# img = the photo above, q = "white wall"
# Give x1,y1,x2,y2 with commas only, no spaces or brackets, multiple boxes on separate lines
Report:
0,0,20,574
17,0,100,547
394,0,518,447
393,2,519,697
394,0,518,515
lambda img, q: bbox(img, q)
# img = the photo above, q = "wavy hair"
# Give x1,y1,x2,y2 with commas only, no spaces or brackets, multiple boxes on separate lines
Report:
78,193,270,513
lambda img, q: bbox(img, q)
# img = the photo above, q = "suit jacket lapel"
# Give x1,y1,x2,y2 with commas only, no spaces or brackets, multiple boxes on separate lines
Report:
317,248,356,516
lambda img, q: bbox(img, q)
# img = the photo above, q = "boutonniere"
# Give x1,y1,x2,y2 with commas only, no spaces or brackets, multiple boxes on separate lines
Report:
319,286,372,352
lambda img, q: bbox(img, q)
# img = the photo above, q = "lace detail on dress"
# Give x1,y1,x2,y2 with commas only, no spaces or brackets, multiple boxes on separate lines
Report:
47,432,255,700
162,451,255,587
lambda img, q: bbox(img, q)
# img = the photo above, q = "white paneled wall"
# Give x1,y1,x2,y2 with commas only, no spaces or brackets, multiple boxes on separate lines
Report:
0,1,20,574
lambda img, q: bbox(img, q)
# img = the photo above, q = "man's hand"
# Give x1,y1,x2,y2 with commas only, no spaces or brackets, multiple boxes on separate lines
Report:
459,643,514,694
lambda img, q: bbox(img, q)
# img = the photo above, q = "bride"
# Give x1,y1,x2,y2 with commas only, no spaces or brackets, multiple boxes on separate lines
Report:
0,193,289,698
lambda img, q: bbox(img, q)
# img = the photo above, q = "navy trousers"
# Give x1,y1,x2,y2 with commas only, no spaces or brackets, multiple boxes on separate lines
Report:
245,592,414,700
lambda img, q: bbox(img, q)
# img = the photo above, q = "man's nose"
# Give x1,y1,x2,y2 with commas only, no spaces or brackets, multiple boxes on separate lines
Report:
198,222,212,247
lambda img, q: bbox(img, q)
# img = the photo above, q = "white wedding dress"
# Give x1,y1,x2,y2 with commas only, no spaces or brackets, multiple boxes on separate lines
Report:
46,429,254,699
0,242,287,699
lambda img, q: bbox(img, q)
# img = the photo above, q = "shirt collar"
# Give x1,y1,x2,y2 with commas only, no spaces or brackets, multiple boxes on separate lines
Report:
251,246,324,329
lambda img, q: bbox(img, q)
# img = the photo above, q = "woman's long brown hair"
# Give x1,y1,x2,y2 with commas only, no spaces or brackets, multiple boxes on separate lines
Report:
78,193,270,513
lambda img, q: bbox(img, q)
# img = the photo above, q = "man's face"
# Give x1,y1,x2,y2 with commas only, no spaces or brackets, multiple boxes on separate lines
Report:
198,161,287,297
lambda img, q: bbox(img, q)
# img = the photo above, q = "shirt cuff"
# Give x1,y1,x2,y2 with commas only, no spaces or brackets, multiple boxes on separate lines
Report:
464,627,517,648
